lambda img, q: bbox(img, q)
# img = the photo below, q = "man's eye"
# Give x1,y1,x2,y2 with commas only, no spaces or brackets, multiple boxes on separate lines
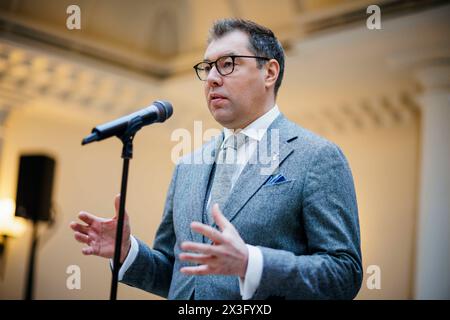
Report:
223,61,233,68
203,65,211,72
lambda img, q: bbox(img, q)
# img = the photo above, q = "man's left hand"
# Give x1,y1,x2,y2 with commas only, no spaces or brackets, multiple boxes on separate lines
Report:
179,203,249,278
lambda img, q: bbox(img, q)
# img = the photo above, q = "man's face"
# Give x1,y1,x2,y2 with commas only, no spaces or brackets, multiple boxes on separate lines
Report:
203,30,268,129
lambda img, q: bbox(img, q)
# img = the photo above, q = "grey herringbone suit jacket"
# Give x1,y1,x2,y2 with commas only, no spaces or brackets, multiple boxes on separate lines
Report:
121,114,363,300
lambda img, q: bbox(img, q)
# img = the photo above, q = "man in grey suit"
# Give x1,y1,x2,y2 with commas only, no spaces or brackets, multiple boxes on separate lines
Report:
70,18,362,300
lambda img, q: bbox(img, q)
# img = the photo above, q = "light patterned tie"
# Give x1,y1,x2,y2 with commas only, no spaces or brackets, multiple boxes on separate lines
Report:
207,132,247,224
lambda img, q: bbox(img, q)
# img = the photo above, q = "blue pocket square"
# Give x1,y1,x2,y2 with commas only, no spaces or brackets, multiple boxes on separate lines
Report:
267,173,287,185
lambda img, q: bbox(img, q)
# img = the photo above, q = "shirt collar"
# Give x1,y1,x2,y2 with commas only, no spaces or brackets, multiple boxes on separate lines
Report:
223,104,280,142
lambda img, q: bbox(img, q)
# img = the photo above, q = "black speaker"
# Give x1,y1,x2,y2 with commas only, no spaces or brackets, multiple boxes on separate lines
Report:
15,155,56,222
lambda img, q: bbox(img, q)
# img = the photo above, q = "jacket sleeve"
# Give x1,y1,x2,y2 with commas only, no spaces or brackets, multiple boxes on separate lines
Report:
252,142,363,300
120,164,179,298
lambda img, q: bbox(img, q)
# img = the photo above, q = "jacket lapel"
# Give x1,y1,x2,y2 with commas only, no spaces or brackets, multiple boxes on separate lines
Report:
222,114,297,223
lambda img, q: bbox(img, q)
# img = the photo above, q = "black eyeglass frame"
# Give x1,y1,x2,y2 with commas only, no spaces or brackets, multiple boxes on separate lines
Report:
193,55,271,81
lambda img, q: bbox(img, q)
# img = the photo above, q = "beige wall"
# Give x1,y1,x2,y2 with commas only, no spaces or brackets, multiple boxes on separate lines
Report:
326,118,420,299
0,100,176,299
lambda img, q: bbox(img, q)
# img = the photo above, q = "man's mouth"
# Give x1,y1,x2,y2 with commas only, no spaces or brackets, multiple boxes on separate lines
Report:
210,93,227,101
209,93,228,106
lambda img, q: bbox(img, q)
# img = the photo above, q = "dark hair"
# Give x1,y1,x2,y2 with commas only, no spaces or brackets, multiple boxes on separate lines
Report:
208,18,285,97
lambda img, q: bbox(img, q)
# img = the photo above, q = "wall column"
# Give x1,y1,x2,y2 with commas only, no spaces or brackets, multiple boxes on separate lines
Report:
414,63,450,299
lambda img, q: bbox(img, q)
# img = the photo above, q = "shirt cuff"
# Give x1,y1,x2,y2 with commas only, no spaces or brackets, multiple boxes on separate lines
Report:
109,235,139,281
238,244,263,300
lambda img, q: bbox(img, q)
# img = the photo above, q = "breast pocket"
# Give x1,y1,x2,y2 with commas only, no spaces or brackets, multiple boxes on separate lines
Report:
258,179,295,195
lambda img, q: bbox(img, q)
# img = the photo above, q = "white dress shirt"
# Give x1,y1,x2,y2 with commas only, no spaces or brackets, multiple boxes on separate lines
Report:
113,105,281,300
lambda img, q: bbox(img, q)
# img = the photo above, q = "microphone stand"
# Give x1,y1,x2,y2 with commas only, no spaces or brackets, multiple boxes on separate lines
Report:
109,116,144,300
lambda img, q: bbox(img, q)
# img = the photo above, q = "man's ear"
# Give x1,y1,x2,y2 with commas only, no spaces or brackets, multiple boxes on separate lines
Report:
264,59,280,90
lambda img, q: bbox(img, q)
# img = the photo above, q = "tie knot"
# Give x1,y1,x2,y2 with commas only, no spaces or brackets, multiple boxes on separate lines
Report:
223,133,247,151
216,133,247,165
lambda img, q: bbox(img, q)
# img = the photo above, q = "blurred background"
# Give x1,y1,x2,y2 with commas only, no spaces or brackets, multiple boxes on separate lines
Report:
0,0,448,300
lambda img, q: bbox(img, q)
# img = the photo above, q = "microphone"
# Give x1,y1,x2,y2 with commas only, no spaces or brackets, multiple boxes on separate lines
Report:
82,100,173,145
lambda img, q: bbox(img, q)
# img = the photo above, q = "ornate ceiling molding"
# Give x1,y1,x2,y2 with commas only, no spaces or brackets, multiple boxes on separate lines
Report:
0,41,162,122
0,1,446,136
296,89,420,136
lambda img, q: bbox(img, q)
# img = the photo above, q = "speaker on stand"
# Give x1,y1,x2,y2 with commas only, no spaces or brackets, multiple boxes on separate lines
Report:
15,154,56,300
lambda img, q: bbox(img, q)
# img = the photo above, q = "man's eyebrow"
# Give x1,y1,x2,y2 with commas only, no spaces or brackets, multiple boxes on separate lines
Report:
203,51,238,62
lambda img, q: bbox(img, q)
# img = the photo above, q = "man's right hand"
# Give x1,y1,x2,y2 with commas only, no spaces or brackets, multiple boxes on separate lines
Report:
70,194,131,264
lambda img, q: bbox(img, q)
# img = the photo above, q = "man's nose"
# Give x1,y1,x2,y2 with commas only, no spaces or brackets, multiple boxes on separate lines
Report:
206,65,223,87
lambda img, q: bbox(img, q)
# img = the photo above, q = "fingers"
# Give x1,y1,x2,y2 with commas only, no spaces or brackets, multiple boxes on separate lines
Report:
190,221,224,244
82,247,95,256
180,264,211,275
74,231,90,244
181,241,221,256
211,203,231,231
73,230,97,256
78,211,96,225
179,252,214,264
113,194,129,220
71,218,95,256
114,194,120,216
70,221,88,235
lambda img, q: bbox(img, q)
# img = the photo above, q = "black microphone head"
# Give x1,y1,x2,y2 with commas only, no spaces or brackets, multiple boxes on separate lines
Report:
153,100,173,122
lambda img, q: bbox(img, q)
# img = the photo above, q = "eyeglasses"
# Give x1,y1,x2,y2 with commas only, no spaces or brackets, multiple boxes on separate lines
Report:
193,55,270,81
